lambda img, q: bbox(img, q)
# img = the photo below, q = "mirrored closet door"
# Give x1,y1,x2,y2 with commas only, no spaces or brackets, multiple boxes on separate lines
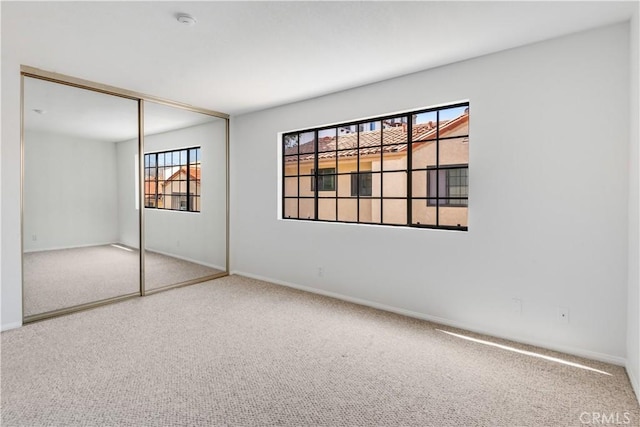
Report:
143,101,227,292
21,67,229,322
22,76,141,319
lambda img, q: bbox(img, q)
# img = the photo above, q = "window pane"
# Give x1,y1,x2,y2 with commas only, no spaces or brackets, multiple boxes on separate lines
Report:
180,150,187,165
284,198,298,219
317,168,336,192
411,140,436,170
382,145,407,171
300,174,313,197
318,128,337,153
382,116,408,145
283,155,299,177
359,198,376,223
318,154,337,174
412,200,437,226
144,155,150,167
318,198,336,221
412,111,437,142
439,137,469,167
383,199,407,225
439,105,469,137
172,151,180,166
337,149,357,178
358,150,375,173
381,172,406,197
349,172,373,197
299,198,315,220
337,127,358,153
412,170,427,198
189,148,199,162
439,202,468,227
299,131,316,155
426,169,449,199
283,134,299,155
359,121,381,152
337,173,352,198
370,172,382,198
284,177,298,197
157,153,165,166
337,198,357,222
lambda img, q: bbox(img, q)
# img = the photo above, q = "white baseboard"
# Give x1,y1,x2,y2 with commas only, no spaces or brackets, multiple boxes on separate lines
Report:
626,362,640,404
23,242,117,253
231,270,626,367
1,321,22,332
147,248,225,271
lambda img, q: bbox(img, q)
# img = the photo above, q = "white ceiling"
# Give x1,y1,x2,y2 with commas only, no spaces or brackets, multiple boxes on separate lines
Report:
2,1,637,116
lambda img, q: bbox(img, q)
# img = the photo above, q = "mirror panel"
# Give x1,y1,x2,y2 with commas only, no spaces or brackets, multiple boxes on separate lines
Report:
143,101,227,291
22,76,140,317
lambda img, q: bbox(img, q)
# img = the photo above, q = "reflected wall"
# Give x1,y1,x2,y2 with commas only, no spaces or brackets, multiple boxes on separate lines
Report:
22,76,140,318
142,102,227,291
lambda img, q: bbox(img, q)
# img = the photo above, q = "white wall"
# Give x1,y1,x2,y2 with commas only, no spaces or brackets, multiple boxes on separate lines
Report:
117,121,227,269
23,131,120,252
2,37,24,330
627,8,640,400
231,23,631,363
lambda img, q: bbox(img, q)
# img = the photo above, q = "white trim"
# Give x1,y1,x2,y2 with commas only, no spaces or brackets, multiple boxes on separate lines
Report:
148,248,225,271
627,362,640,404
23,242,119,253
1,321,22,332
231,270,626,367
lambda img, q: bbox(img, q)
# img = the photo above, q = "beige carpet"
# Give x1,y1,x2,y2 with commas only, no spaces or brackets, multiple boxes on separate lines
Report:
23,245,223,317
2,275,638,426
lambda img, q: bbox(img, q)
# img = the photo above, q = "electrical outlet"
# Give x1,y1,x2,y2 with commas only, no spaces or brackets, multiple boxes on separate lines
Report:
558,307,569,323
31,234,37,241
317,267,323,277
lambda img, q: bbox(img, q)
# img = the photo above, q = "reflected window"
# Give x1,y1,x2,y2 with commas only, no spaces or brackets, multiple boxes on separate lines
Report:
427,167,468,206
144,147,201,212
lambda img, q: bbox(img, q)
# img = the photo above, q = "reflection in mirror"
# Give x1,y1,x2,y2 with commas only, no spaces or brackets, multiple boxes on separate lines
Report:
142,101,227,291
22,76,140,318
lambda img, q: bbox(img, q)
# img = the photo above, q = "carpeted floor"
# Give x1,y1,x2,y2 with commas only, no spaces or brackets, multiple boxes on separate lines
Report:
23,245,223,317
2,275,638,426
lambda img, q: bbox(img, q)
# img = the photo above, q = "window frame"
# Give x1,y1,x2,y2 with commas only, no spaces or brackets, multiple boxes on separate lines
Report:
144,146,201,213
281,102,469,230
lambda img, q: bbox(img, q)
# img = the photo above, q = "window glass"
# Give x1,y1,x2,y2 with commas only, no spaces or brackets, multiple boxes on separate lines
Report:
282,103,468,230
144,147,201,212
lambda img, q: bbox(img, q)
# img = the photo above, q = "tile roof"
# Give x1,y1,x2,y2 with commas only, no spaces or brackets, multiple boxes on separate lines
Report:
164,166,201,182
285,111,468,162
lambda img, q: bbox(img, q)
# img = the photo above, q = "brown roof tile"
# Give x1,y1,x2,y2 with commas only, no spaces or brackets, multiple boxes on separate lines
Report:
285,111,468,162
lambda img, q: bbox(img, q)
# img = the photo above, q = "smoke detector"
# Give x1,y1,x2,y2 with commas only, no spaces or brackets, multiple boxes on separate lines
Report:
176,14,196,26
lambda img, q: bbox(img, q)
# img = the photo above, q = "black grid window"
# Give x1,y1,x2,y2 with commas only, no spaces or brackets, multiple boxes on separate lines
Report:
144,147,201,213
281,102,469,230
